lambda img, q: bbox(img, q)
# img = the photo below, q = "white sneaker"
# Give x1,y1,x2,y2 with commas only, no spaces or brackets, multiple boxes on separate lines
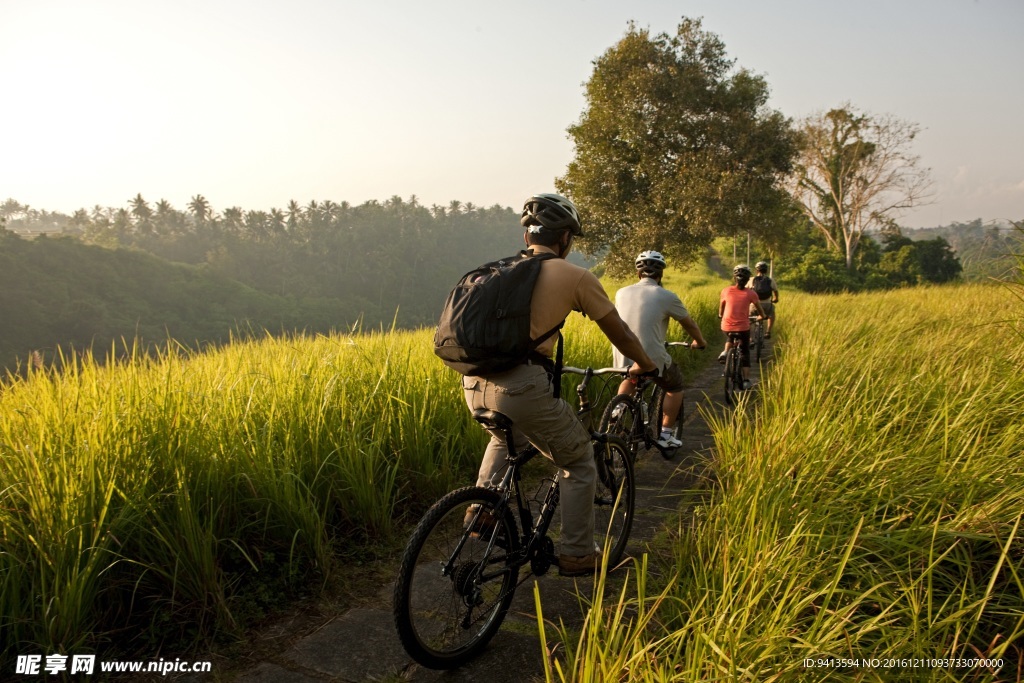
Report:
742,379,752,391
657,433,682,449
610,404,626,419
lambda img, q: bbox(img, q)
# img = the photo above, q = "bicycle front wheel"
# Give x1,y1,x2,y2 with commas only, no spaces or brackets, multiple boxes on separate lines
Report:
593,435,634,566
393,486,520,670
598,394,642,461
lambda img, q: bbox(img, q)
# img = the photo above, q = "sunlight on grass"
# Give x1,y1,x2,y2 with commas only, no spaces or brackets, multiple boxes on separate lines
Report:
549,282,1024,681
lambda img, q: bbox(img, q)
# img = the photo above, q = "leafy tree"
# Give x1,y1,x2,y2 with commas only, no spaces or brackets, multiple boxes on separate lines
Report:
785,246,859,293
558,18,796,275
913,237,961,283
789,105,932,270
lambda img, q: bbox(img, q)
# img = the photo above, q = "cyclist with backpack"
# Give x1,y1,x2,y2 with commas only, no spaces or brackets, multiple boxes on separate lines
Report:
718,264,767,391
611,250,707,449
436,193,658,577
749,261,779,338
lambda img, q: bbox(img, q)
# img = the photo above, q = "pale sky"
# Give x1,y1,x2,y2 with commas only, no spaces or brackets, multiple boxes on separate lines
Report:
2,0,1022,228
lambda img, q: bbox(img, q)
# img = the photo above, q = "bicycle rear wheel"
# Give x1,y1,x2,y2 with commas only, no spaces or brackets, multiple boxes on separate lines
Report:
598,395,642,462
593,435,634,567
724,350,740,406
754,323,764,363
393,486,520,669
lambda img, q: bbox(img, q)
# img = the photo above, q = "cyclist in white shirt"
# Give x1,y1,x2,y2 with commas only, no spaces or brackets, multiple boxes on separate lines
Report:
612,251,707,448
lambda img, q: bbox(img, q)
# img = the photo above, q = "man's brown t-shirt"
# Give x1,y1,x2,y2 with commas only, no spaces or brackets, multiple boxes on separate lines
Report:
527,245,615,357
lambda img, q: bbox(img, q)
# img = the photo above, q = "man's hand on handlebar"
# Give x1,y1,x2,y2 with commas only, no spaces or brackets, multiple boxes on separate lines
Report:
628,362,659,379
689,339,706,350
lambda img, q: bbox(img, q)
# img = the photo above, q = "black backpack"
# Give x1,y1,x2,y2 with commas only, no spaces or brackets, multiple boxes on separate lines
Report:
752,275,773,299
434,251,561,376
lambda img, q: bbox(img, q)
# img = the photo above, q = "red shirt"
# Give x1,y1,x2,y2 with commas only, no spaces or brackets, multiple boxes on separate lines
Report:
720,286,759,332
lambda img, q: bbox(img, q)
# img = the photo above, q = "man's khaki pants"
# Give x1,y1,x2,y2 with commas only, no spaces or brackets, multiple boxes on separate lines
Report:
462,363,596,557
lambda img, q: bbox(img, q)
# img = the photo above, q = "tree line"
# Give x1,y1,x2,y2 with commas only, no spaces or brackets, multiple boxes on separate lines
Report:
0,198,533,372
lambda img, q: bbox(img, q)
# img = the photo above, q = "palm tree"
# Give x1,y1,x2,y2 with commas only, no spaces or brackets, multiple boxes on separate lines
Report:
222,206,244,236
129,193,153,235
244,210,269,241
268,208,286,238
188,194,211,228
286,200,301,234
154,199,175,235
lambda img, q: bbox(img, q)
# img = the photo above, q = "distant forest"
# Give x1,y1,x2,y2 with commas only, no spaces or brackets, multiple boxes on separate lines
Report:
0,196,540,372
900,218,1019,281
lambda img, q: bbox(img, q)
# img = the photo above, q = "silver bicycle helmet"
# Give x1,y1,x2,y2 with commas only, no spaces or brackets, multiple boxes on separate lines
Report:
521,193,584,236
635,250,667,270
755,261,769,273
733,264,752,278
635,250,667,278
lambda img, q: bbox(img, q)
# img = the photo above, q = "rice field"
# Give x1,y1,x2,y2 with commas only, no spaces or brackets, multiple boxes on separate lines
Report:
550,282,1024,681
0,261,722,661
9,256,1021,681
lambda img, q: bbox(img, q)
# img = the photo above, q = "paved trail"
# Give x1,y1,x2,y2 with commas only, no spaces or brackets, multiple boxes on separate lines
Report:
221,345,768,683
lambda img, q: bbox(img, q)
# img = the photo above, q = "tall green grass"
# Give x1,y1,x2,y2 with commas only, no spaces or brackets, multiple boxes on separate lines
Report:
0,261,723,659
550,282,1024,681
0,329,484,656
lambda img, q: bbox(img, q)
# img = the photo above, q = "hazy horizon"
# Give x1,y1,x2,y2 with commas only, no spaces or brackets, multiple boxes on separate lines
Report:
3,0,1022,229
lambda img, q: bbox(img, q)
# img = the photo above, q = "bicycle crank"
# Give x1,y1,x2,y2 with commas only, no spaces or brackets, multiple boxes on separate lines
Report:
530,536,556,575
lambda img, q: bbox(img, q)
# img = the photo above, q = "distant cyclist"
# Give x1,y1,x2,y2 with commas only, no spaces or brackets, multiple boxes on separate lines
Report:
749,261,779,338
612,250,707,449
719,264,767,391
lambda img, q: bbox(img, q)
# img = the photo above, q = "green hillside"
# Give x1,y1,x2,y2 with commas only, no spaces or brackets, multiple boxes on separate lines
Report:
0,233,376,372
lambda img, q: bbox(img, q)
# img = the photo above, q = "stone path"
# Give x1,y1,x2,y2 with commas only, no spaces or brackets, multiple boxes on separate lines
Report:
213,345,768,683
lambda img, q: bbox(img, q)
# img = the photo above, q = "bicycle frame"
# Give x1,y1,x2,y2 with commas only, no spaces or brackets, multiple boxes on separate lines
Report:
596,341,698,459
470,367,625,573
394,365,635,670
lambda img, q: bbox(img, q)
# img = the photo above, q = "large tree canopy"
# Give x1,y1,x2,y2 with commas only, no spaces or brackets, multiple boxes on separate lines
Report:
789,105,932,270
558,18,796,275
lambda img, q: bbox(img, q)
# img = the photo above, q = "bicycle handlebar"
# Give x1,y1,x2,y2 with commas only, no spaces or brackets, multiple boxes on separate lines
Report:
666,340,706,350
562,366,623,376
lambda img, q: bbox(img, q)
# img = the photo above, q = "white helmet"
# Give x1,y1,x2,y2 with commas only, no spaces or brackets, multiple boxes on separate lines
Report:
635,250,667,273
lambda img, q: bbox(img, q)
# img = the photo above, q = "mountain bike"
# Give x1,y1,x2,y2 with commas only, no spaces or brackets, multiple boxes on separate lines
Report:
723,319,759,406
597,342,697,461
751,316,766,364
393,367,634,670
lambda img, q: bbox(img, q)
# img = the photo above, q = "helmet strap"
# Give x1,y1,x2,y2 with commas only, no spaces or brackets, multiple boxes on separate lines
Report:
556,232,572,259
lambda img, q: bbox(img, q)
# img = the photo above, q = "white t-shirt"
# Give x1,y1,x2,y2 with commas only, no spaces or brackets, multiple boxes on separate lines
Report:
612,278,689,369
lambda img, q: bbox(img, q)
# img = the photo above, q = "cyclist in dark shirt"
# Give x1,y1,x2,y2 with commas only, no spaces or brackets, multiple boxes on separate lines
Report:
749,261,779,339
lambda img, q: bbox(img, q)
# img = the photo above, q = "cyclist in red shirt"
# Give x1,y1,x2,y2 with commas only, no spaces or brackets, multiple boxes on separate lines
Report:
718,264,766,390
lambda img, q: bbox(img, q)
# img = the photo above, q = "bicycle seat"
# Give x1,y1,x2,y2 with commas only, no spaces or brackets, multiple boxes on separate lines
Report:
472,409,514,432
